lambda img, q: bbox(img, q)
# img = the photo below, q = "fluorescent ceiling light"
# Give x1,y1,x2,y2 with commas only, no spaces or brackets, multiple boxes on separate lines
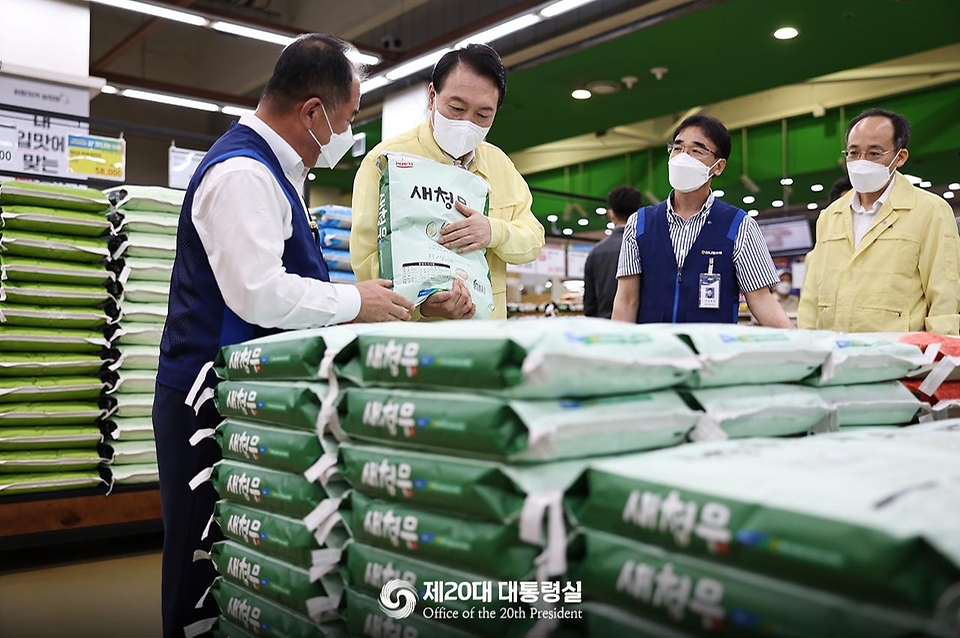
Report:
88,0,208,26
595,207,606,215
780,177,793,186
904,174,923,185
123,88,220,112
606,222,615,230
919,180,932,188
547,214,559,222
944,191,955,199
347,50,381,66
605,229,612,235
100,85,118,95
541,0,599,18
308,173,316,181
810,183,824,192
562,228,574,235
747,209,759,217
773,27,799,40
457,13,540,47
221,105,255,117
212,21,293,45
713,189,725,197
360,76,390,94
563,279,585,291
772,199,784,207
742,195,755,204
571,89,592,100
385,49,451,81
578,218,589,226
949,183,960,191
807,203,818,210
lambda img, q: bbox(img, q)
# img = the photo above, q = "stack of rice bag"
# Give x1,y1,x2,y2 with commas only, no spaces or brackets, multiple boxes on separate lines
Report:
0,181,119,496
314,205,355,284
101,185,185,488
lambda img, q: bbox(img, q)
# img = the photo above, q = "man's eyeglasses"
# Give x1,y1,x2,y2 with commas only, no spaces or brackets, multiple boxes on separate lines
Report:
667,143,717,159
841,149,897,161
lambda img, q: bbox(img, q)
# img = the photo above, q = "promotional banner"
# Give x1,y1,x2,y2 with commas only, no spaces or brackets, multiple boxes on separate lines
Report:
67,134,126,181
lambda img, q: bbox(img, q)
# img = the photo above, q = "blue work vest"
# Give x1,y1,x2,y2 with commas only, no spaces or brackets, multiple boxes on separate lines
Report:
157,122,330,393
635,199,746,324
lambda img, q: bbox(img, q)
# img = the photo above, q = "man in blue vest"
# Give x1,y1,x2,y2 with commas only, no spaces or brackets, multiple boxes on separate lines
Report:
153,34,413,637
612,115,792,327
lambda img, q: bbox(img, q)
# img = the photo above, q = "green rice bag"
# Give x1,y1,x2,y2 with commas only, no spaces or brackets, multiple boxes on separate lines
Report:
566,421,960,613
204,541,343,621
339,388,698,461
0,353,106,377
119,256,173,282
117,303,167,324
1,230,111,263
215,381,329,433
112,323,163,347
114,345,159,370
343,492,542,581
104,416,154,441
0,305,112,329
1,205,111,237
649,324,830,388
0,255,115,286
337,442,585,524
110,233,176,260
105,185,184,214
212,617,260,638
1,281,117,307
121,282,169,305
0,425,103,450
215,500,348,566
195,420,329,475
0,181,110,213
378,152,495,320
110,370,156,394
0,326,109,353
102,439,156,465
113,393,153,418
344,589,474,638
342,541,536,638
0,470,104,495
0,448,107,472
109,463,158,485
113,210,179,235
684,384,835,441
0,376,105,403
816,382,922,426
805,333,928,387
0,401,113,426
570,527,950,637
193,459,344,520
208,577,342,637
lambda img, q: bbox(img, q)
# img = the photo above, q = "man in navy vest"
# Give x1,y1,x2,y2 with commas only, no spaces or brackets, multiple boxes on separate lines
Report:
153,34,413,637
612,115,793,328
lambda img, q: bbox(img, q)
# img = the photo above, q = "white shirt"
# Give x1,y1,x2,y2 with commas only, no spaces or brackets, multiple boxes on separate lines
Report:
192,114,361,329
851,177,896,249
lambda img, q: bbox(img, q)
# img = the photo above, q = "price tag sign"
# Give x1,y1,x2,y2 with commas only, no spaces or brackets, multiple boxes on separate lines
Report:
67,134,126,181
0,123,16,171
169,145,205,189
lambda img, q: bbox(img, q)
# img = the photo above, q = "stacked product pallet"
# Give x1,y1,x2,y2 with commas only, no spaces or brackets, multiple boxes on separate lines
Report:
314,205,355,284
0,181,120,496
195,319,948,638
101,185,185,488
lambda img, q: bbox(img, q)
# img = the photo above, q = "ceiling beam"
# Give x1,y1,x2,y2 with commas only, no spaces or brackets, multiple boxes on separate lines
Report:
91,0,199,73
100,71,259,108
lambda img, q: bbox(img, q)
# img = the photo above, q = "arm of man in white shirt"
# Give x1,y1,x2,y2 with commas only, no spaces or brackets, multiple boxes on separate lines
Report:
192,159,361,329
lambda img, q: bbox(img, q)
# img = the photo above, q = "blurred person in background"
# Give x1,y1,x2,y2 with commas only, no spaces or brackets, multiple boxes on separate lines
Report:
583,186,643,318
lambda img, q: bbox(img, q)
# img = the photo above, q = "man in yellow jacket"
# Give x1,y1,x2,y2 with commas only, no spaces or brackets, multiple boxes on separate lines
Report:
799,108,960,335
351,44,544,320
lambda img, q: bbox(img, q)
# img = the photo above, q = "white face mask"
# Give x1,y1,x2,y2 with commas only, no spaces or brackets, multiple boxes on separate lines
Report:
307,103,354,169
776,281,792,295
668,151,721,193
432,107,490,159
847,153,899,194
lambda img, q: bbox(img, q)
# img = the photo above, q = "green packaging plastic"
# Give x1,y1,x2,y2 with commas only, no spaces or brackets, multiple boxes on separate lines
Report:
815,382,922,427
105,184,184,214
103,440,157,465
805,333,928,387
0,448,107,472
1,281,116,307
112,323,163,347
0,353,106,377
0,326,109,353
0,470,104,495
1,205,111,237
0,425,102,450
684,384,835,440
0,401,112,426
105,417,155,441
119,257,173,282
113,345,159,370
0,256,115,286
344,589,474,638
209,577,341,638
0,304,111,329
0,181,110,213
214,381,329,432
0,376,105,403
200,420,329,475
1,230,111,263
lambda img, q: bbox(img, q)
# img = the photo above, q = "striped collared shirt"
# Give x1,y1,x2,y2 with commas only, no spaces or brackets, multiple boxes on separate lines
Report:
617,191,779,294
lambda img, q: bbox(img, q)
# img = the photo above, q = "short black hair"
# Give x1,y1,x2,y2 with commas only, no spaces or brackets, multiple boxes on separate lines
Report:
262,34,357,110
673,115,732,160
432,44,507,108
846,108,911,149
607,186,643,222
828,176,852,203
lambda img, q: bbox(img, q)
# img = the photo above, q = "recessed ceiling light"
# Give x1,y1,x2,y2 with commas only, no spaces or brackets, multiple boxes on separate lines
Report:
547,214,558,223
100,85,118,95
578,218,589,226
920,181,932,188
774,27,799,40
595,207,607,215
810,184,824,192
604,229,612,236
748,209,759,217
780,178,793,186
772,199,784,208
571,89,592,100
949,183,960,191
807,203,818,210
307,173,316,181
944,192,956,199
586,80,621,95
713,189,725,197
562,228,574,235
904,174,923,185
606,222,615,230
743,195,755,204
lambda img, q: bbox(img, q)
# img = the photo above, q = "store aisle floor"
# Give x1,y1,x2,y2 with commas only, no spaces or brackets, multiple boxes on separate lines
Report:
0,537,162,638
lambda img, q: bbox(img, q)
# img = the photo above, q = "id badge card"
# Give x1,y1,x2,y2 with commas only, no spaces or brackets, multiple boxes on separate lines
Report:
699,273,721,309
